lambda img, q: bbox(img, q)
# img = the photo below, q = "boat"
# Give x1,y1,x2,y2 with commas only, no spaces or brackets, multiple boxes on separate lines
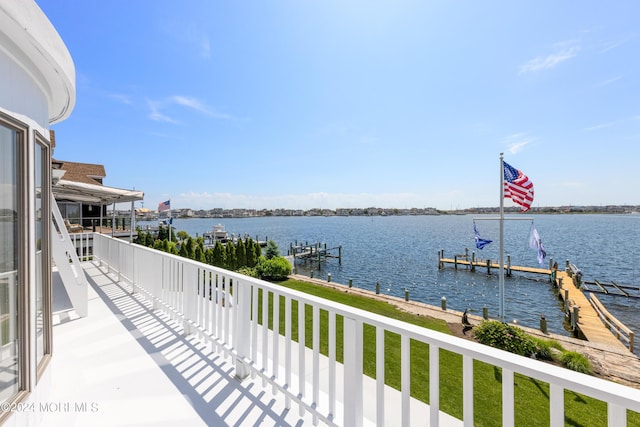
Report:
203,223,230,245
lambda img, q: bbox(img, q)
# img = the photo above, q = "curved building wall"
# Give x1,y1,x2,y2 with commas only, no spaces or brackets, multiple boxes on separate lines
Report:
0,2,75,425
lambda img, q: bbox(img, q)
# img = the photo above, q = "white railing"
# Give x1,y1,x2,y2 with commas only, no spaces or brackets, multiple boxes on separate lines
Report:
69,232,94,262
92,233,640,427
0,271,17,359
590,294,635,352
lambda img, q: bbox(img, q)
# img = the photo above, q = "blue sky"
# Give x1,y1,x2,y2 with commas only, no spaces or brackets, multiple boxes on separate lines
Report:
37,1,640,210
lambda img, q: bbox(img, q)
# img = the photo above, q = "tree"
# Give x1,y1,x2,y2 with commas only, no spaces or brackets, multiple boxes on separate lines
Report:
226,243,237,270
265,240,280,259
245,238,256,267
254,241,263,264
177,230,189,240
157,225,168,241
211,241,225,267
167,241,179,255
205,247,214,265
185,237,195,259
145,232,155,247
179,241,188,258
153,239,164,251
236,239,247,268
194,244,205,263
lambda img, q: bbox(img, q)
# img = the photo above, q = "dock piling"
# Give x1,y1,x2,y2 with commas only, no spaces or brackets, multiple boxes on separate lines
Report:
483,305,488,320
540,315,547,333
441,296,447,310
405,289,409,301
571,305,580,331
376,282,380,295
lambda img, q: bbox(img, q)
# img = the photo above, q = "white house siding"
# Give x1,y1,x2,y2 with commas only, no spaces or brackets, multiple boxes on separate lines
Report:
0,1,75,426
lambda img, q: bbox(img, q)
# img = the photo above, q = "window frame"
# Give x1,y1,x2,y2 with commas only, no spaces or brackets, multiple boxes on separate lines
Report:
34,130,52,379
0,111,51,422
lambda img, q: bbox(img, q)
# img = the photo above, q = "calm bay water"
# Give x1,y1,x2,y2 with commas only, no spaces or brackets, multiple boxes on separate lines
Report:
139,214,640,349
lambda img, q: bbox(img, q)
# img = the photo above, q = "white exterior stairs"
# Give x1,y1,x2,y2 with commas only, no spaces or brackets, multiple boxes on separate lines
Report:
51,195,88,317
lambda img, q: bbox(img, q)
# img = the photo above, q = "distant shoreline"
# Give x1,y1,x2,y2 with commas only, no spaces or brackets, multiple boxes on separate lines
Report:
141,205,640,220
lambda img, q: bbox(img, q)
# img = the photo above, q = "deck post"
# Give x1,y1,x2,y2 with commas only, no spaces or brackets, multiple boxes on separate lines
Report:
343,317,363,427
234,282,252,380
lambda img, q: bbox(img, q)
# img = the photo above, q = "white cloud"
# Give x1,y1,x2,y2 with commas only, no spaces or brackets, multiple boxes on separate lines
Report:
108,93,133,105
595,76,622,88
146,96,235,123
171,96,234,120
584,122,615,131
519,42,580,74
147,99,180,124
503,133,535,154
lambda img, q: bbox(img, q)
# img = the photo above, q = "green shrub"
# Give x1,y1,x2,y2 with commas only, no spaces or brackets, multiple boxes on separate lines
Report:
561,351,592,374
256,256,291,280
237,267,259,278
532,337,555,361
474,321,537,357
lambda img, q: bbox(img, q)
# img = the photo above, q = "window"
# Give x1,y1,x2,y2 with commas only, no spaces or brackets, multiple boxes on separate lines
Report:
0,123,19,403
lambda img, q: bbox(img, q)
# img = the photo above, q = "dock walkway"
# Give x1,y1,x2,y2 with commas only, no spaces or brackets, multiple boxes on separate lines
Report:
439,256,631,352
556,271,629,352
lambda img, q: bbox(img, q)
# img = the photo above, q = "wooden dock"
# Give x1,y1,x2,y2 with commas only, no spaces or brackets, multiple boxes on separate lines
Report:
555,271,630,352
439,256,552,276
290,242,342,264
438,252,634,352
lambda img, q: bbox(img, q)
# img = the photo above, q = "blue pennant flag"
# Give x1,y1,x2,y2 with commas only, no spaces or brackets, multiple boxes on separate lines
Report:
474,223,493,250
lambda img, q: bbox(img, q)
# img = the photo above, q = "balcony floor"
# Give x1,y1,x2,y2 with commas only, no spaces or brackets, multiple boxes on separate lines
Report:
47,262,462,426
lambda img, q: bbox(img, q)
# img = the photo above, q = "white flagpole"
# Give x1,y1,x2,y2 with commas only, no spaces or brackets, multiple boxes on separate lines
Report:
168,200,171,242
499,153,505,321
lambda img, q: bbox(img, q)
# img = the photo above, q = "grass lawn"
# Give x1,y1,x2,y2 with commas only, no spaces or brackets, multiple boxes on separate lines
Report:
254,278,640,426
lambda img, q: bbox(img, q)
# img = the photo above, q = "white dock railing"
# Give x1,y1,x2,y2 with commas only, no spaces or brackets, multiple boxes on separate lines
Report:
92,233,640,427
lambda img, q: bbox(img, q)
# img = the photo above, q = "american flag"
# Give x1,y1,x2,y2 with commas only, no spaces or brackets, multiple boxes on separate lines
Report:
503,161,534,212
158,199,171,212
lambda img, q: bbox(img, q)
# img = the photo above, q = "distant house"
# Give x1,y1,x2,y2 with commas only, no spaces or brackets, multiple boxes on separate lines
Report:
50,131,143,230
51,147,107,228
